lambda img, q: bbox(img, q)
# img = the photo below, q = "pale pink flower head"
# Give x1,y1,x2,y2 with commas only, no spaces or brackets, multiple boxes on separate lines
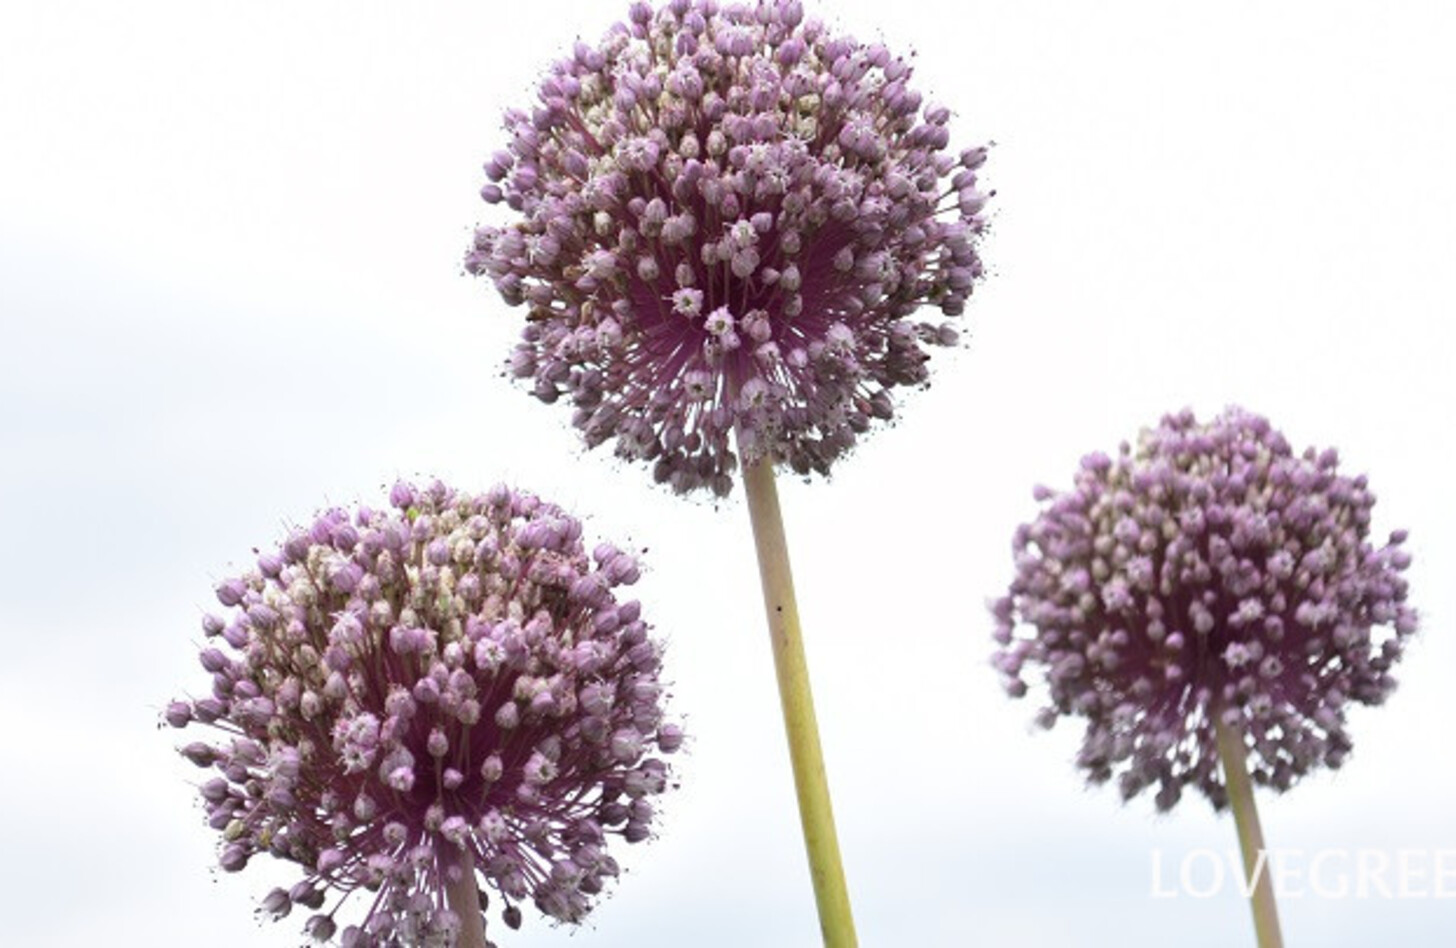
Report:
167,481,680,945
468,0,989,495
992,408,1417,811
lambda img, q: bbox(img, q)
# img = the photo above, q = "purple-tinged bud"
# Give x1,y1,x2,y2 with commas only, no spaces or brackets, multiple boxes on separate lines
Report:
524,751,559,785
330,561,363,594
259,887,291,919
606,554,641,585
347,790,377,821
288,881,325,909
388,481,415,509
610,727,643,763
180,742,218,767
331,523,359,552
220,844,249,872
427,727,449,758
164,700,192,728
413,676,441,704
656,723,684,753
579,683,612,717
199,777,230,803
192,697,225,723
960,145,989,169
304,915,337,942
530,690,557,716
283,532,311,563
215,579,247,608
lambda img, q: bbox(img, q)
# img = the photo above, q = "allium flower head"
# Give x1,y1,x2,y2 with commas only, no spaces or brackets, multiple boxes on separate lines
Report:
167,481,680,945
991,408,1417,811
467,0,989,495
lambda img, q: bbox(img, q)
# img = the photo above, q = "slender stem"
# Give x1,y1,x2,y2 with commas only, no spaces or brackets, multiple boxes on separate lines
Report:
443,847,488,948
1214,716,1284,948
740,451,858,947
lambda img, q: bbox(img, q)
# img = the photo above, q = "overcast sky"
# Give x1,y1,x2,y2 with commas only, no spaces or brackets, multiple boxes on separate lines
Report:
2,1,1453,945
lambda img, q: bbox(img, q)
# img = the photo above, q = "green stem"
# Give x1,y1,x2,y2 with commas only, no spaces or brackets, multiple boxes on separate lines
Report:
740,452,858,947
443,847,488,948
1214,716,1284,948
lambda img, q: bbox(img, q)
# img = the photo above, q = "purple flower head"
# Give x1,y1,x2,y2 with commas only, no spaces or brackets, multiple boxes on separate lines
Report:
991,408,1417,811
166,481,681,945
467,0,990,495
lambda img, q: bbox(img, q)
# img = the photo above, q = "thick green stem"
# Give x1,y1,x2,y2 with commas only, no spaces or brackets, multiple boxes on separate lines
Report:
740,452,858,947
443,848,488,948
1214,716,1284,948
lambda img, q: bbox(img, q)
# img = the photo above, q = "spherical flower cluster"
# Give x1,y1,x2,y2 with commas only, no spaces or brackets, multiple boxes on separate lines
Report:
466,0,989,495
166,481,682,946
990,408,1417,811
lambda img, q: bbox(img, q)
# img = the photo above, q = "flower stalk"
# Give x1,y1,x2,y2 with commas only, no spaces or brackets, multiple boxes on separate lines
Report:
443,849,488,948
741,450,857,947
1215,716,1284,948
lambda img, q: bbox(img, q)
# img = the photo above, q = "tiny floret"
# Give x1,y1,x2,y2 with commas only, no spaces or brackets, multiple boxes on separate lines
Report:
991,408,1417,810
166,481,680,944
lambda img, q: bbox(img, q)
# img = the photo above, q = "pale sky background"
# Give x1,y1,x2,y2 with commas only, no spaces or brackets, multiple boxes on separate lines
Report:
2,1,1453,945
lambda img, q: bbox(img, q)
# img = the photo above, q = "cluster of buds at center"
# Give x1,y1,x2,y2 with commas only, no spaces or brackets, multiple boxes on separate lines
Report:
166,481,681,945
991,408,1417,811
467,0,989,495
